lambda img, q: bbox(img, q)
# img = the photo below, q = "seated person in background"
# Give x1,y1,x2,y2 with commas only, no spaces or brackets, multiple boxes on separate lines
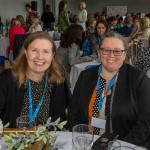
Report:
7,18,25,61
141,17,150,39
25,3,40,31
114,16,133,37
108,16,118,32
116,16,125,28
129,15,141,42
68,32,150,149
82,19,108,56
0,31,71,128
84,17,97,39
134,37,150,72
16,15,28,32
28,17,42,33
57,24,92,86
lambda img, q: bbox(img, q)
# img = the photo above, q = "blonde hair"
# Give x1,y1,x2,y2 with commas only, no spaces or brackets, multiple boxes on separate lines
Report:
79,1,86,9
11,31,65,87
142,17,150,28
11,18,21,26
31,17,39,25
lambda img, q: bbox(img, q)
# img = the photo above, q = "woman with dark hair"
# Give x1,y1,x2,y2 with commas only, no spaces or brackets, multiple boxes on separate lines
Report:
41,4,55,30
0,31,71,127
58,0,70,34
57,24,92,85
82,19,108,56
69,32,150,149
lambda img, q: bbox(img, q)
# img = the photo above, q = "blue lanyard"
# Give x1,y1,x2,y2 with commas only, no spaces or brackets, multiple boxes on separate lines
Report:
28,76,48,127
97,65,119,110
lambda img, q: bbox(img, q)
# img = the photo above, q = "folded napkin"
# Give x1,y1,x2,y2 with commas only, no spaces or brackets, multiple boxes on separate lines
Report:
85,65,97,69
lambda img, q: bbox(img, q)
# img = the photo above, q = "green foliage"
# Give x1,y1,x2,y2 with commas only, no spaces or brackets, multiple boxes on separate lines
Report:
4,117,67,150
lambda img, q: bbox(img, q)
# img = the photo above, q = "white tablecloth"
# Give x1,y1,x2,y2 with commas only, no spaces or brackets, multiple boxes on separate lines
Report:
0,37,9,58
0,131,145,150
70,60,100,90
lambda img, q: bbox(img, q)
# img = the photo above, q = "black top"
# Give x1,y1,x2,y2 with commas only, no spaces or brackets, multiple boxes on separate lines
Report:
68,63,150,148
0,69,71,128
41,11,55,29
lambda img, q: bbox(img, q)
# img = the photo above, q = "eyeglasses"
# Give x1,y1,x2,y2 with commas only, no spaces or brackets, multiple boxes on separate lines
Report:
99,47,126,56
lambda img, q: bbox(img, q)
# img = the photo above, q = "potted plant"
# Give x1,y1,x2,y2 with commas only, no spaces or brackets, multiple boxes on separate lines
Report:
4,117,67,150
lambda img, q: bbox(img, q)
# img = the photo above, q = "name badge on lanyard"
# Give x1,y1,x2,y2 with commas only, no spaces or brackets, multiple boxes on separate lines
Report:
91,117,106,129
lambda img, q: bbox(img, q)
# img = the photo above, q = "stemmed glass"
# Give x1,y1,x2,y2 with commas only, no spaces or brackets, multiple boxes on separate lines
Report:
0,118,3,139
16,115,36,129
72,124,94,150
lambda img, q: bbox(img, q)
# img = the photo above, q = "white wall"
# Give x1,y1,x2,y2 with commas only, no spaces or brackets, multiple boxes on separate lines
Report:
0,0,150,25
0,0,43,24
83,0,150,15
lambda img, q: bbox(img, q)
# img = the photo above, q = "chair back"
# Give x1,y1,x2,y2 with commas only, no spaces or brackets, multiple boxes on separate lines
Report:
13,33,30,59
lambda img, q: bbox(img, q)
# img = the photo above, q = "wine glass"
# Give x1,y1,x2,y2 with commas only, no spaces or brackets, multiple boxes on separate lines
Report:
16,115,36,129
113,146,135,150
108,140,121,150
0,118,3,139
72,124,94,150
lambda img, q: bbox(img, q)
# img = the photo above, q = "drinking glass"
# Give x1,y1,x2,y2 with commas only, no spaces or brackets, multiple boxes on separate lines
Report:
113,146,135,150
133,146,148,150
108,141,121,150
16,115,35,129
0,118,3,139
72,124,94,150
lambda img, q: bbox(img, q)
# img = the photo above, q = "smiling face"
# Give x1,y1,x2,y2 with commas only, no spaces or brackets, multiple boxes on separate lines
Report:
98,37,126,73
25,38,54,78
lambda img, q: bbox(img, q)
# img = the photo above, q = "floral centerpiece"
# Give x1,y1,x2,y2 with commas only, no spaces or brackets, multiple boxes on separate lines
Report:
4,117,67,150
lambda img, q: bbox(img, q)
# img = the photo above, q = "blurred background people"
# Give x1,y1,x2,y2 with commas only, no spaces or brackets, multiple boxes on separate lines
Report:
58,0,70,35
57,24,92,86
82,19,108,56
41,4,55,30
16,15,28,32
7,18,25,61
76,1,87,31
25,3,40,31
28,17,42,33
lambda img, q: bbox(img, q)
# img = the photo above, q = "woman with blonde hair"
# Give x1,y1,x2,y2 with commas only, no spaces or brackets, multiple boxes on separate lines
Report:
28,17,42,33
141,17,150,39
76,1,87,31
7,18,25,61
0,31,71,127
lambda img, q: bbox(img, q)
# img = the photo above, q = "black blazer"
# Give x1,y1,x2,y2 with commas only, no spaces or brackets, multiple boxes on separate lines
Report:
68,63,150,148
0,69,71,128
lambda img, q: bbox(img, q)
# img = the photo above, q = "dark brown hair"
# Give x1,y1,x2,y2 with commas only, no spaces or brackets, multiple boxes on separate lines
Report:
60,24,84,48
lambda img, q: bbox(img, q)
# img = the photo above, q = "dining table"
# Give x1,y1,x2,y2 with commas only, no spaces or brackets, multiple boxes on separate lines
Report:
0,37,9,58
0,131,146,150
70,59,100,90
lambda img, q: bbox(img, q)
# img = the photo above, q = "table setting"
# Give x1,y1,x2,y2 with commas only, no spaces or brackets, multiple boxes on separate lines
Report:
70,59,100,90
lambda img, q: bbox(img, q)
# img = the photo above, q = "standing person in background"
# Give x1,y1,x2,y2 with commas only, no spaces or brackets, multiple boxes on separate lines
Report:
7,18,25,61
58,0,70,35
25,3,40,32
28,17,42,33
41,4,55,30
76,1,87,31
